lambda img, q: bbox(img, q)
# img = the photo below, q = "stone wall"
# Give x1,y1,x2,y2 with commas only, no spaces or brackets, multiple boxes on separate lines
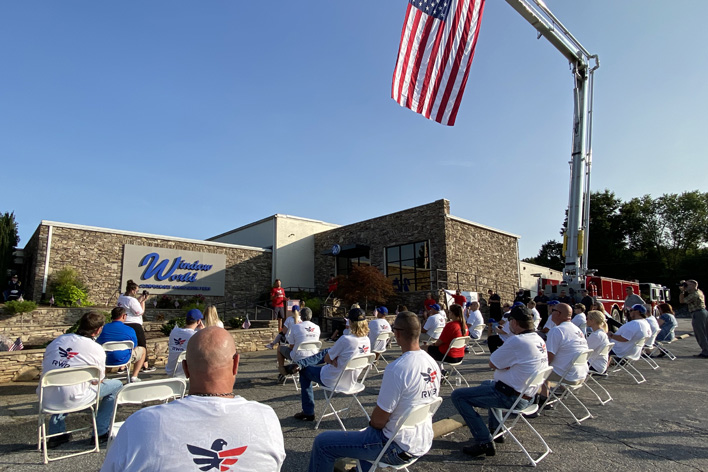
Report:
23,223,272,306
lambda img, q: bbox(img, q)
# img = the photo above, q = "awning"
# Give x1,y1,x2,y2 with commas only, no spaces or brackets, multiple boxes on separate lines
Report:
321,243,370,258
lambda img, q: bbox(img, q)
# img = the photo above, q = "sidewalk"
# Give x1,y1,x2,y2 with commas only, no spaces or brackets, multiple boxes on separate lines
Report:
1,319,707,471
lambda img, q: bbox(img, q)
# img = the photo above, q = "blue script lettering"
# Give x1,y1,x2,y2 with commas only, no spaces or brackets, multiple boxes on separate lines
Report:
139,253,214,282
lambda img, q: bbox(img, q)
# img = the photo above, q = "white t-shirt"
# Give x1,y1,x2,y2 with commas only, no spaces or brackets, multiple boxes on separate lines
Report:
542,318,556,331
377,350,441,456
645,315,660,346
283,316,298,343
491,332,548,397
586,329,610,373
38,333,105,411
117,294,144,325
166,327,197,376
571,313,587,330
466,310,485,339
530,308,541,330
320,334,370,392
497,319,513,342
423,312,446,339
368,318,392,352
546,322,590,382
612,318,651,358
289,321,321,362
101,395,285,472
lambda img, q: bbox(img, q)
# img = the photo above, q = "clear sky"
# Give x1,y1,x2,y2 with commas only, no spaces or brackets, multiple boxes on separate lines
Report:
2,1,706,259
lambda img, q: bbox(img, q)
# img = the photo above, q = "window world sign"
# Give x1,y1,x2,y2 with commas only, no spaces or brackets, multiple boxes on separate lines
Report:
121,244,226,296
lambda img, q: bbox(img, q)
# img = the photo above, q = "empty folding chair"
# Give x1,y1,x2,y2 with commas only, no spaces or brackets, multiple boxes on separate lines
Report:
106,378,187,450
490,366,554,467
284,340,322,391
546,348,595,424
37,366,102,464
372,332,394,373
439,336,471,390
103,340,134,384
584,342,615,405
468,325,487,355
356,397,443,472
609,337,647,384
315,353,376,431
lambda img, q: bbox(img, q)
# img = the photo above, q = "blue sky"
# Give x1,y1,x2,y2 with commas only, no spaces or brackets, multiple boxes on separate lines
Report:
2,1,706,259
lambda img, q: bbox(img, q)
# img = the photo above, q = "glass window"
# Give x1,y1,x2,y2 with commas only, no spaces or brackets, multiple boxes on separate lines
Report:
385,241,432,292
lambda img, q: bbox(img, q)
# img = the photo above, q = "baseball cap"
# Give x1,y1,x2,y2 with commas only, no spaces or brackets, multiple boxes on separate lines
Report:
508,306,532,323
630,304,647,314
375,306,388,314
465,301,473,307
186,309,203,322
292,305,300,311
348,307,366,322
547,300,560,306
430,303,441,311
512,301,526,308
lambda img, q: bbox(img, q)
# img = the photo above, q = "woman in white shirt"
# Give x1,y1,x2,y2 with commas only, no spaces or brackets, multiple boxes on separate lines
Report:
586,310,610,373
203,305,224,328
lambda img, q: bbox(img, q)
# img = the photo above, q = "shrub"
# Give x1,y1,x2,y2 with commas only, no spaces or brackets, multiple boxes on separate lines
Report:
48,267,90,307
3,300,38,316
226,316,246,329
161,316,186,336
334,265,394,307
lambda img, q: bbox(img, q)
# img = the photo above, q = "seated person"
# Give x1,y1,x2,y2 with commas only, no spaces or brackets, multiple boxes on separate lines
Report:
465,301,485,340
266,305,300,349
96,306,146,383
290,308,371,422
39,312,123,447
308,312,441,472
592,301,622,332
644,309,661,349
586,310,610,373
422,304,446,341
165,309,203,376
538,300,560,337
487,303,512,353
278,307,320,381
451,306,548,458
3,274,23,301
655,303,678,344
101,327,285,471
571,303,587,332
368,307,392,360
423,304,468,366
607,304,652,359
527,300,542,330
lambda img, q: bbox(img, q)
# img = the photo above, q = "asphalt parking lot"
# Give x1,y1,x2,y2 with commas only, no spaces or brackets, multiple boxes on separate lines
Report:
1,319,707,472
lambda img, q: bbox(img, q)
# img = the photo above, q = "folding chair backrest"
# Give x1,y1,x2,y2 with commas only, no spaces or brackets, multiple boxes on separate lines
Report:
345,353,376,371
41,366,101,389
572,349,595,367
298,340,322,353
431,326,444,337
524,366,555,393
397,397,443,430
172,351,188,377
449,336,470,350
116,378,187,405
102,341,134,353
627,337,648,361
472,324,486,335
591,342,614,360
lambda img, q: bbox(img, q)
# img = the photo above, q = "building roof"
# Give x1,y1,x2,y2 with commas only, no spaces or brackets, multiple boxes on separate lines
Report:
207,214,340,241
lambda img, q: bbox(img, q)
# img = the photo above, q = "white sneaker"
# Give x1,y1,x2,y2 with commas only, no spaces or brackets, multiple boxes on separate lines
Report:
130,377,142,383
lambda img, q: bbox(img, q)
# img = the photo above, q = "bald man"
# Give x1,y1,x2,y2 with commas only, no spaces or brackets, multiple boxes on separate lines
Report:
102,327,286,472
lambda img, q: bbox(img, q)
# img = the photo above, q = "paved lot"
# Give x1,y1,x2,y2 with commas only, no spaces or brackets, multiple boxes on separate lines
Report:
1,319,707,471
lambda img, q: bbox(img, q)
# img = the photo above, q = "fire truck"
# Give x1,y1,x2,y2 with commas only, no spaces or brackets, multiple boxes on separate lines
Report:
585,277,670,323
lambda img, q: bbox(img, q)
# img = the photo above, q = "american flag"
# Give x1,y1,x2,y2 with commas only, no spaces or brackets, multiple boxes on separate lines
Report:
392,0,486,126
9,337,23,351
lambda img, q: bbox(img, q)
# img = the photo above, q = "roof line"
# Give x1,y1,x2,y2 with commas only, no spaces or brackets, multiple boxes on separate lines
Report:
447,215,521,239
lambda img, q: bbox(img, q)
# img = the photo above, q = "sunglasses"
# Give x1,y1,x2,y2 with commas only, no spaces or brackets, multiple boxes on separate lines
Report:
551,308,561,314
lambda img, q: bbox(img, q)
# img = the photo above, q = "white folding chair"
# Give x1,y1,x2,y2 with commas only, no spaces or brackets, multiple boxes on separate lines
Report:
546,349,595,424
37,366,102,464
468,325,486,355
315,353,376,431
172,350,188,378
372,332,394,373
491,366,554,467
106,378,187,450
425,326,444,343
610,337,647,384
356,397,443,472
651,340,677,360
585,342,615,405
284,340,322,391
103,340,135,384
439,336,470,390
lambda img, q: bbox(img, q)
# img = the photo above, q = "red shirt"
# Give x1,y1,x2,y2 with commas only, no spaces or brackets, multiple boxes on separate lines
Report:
424,298,436,311
271,287,286,307
452,294,466,306
437,321,468,358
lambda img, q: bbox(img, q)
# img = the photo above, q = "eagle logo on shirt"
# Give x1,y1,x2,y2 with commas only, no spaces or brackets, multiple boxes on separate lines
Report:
58,347,79,360
174,337,187,347
305,327,316,333
359,346,370,354
186,439,247,472
536,343,547,355
421,367,438,384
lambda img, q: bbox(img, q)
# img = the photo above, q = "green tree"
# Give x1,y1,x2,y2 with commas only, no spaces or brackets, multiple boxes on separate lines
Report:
522,240,564,271
0,212,19,281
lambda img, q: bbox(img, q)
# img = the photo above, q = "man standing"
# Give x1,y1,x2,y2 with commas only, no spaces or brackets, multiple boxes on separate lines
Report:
452,289,467,307
558,290,573,305
622,286,645,321
533,289,550,331
271,279,287,332
487,289,502,324
679,280,708,358
452,307,547,458
308,312,441,472
165,309,204,376
97,307,146,383
101,327,286,471
39,312,123,447
579,289,594,314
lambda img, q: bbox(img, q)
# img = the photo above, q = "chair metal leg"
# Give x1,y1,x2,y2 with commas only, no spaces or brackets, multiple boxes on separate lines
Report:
585,374,613,405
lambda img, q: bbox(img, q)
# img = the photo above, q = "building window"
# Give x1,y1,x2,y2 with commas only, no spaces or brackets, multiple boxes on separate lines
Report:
336,254,370,276
385,241,432,292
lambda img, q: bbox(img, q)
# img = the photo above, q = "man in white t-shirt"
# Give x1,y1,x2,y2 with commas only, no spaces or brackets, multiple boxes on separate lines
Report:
466,302,485,340
452,307,548,458
527,301,542,330
291,308,371,422
368,306,392,359
278,307,321,380
308,311,441,471
39,312,123,448
608,304,652,358
422,304,446,340
101,327,285,472
165,309,204,376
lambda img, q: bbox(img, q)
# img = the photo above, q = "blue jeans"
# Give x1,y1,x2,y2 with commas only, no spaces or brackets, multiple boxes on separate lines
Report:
309,426,412,472
295,348,330,416
49,378,123,436
451,380,530,444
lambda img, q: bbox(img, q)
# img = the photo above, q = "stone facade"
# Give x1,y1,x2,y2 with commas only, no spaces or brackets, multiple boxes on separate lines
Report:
23,222,272,306
314,200,519,310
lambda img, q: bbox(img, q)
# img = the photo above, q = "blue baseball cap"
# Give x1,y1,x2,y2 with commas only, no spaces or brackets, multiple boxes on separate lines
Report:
292,305,300,311
376,306,388,314
430,304,441,311
186,309,203,322
630,304,647,314
547,300,560,306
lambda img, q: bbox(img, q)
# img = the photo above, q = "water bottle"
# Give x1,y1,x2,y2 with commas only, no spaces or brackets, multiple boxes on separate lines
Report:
455,375,462,387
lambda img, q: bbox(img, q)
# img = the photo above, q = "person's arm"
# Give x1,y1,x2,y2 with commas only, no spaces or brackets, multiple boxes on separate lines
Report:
369,405,392,430
657,317,665,327
547,352,556,365
608,332,629,342
324,352,338,367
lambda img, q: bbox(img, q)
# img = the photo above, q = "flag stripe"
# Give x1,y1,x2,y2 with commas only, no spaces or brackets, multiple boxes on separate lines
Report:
396,8,423,104
448,2,485,124
417,21,445,115
405,15,436,110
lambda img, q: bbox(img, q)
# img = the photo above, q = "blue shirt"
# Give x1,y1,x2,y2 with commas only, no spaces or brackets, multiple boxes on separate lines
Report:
97,321,138,365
